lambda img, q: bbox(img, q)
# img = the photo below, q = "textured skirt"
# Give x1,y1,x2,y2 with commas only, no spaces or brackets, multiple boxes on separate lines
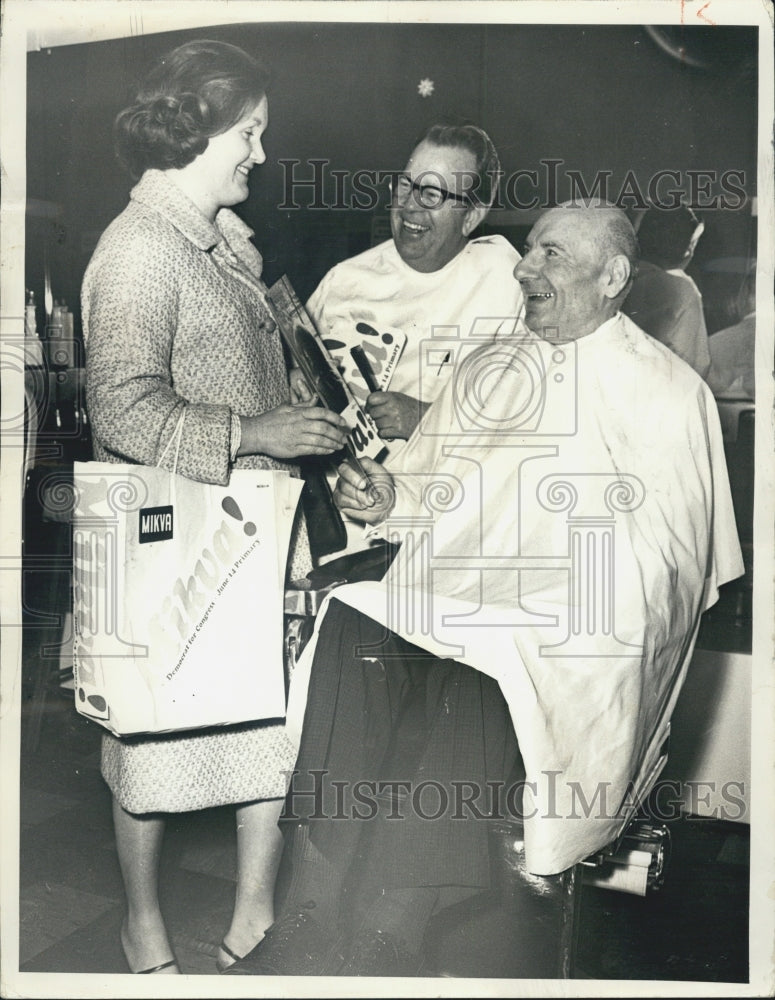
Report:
102,717,298,814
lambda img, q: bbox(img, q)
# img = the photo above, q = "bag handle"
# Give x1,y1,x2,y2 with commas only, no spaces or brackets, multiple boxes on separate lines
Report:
157,408,186,473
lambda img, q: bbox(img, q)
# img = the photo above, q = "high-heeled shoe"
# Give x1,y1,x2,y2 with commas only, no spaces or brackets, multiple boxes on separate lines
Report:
121,918,179,974
136,958,180,974
216,939,246,973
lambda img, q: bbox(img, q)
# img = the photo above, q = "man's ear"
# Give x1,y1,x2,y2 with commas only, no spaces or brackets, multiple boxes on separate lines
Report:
462,203,488,237
603,254,631,300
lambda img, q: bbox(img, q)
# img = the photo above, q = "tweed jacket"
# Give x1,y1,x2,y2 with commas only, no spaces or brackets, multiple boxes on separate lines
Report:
82,169,294,485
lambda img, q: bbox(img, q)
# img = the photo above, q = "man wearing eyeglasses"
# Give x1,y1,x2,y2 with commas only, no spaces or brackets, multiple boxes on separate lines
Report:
306,122,523,444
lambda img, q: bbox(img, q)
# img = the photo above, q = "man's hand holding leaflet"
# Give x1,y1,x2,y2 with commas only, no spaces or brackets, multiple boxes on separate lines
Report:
333,456,395,524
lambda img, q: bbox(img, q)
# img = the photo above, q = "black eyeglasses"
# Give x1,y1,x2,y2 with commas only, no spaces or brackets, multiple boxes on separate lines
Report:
389,172,470,210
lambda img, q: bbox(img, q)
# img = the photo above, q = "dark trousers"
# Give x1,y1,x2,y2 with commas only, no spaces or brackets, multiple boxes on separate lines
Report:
284,599,520,893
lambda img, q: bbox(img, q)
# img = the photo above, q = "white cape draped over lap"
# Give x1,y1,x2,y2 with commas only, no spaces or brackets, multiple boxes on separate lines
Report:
288,314,743,875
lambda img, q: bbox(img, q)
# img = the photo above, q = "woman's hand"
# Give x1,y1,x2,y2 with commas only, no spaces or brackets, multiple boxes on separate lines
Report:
365,391,430,441
239,399,349,459
333,456,396,524
289,367,315,404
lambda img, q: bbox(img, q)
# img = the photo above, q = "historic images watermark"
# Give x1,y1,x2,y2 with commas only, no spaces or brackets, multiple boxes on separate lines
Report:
282,770,749,824
277,159,748,212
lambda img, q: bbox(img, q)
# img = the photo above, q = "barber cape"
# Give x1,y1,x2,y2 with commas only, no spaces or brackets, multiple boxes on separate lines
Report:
288,313,743,875
306,235,523,404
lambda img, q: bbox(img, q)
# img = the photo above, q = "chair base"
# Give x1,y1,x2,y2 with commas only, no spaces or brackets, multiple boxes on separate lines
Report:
425,821,581,979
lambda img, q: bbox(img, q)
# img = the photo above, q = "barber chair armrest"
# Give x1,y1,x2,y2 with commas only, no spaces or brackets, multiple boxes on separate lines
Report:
283,540,400,659
284,581,340,617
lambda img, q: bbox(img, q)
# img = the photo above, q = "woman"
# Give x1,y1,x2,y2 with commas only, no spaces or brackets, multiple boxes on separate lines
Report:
82,39,346,974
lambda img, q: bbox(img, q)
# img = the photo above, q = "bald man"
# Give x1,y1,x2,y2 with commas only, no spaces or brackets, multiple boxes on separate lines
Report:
227,205,742,978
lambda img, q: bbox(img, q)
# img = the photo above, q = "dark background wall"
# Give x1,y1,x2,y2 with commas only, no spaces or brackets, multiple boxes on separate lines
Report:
26,20,758,342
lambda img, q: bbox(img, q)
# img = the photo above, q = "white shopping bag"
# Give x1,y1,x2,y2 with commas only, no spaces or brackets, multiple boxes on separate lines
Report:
72,461,302,736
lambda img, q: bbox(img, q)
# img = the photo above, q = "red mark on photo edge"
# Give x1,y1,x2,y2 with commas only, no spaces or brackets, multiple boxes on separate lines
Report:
682,0,716,26
697,1,716,26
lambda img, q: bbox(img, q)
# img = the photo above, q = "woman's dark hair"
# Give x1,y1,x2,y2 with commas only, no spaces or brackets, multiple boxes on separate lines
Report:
114,40,270,178
418,122,502,207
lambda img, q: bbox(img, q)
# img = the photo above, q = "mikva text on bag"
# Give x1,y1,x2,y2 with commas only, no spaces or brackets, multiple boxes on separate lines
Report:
139,505,174,543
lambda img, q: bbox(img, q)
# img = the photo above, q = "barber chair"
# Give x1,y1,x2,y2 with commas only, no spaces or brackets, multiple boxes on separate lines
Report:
423,813,670,979
283,534,672,980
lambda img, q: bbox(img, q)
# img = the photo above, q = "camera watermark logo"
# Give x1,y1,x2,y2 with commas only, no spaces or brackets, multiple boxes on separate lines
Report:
363,319,646,659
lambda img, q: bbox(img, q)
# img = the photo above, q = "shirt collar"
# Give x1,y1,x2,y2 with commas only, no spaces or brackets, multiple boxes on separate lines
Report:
130,169,255,252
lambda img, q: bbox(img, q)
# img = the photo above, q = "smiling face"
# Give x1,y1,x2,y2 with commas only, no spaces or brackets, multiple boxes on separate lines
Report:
390,140,485,273
514,208,630,342
175,96,269,221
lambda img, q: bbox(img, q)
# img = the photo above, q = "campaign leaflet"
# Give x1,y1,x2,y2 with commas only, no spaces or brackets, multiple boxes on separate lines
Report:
266,276,387,464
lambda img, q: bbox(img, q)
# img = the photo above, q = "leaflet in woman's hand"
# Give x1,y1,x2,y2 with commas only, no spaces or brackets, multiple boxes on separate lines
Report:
266,276,387,463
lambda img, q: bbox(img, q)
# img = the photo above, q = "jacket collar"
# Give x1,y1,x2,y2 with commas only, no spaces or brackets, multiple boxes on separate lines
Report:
131,169,255,253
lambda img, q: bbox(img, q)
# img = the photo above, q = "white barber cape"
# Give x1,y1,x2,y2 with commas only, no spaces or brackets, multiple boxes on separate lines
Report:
307,233,524,558
287,313,743,875
306,235,523,405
